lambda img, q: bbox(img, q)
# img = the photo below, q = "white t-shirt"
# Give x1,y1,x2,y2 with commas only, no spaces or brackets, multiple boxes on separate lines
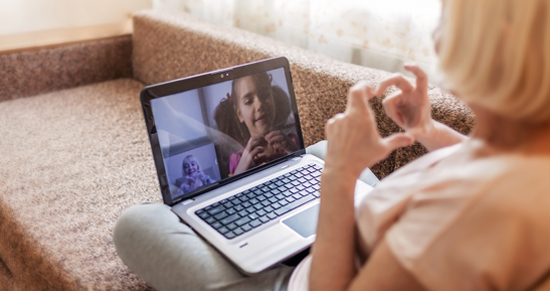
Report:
288,141,550,291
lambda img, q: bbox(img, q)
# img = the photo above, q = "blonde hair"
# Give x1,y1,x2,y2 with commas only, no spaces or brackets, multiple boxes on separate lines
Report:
438,0,550,123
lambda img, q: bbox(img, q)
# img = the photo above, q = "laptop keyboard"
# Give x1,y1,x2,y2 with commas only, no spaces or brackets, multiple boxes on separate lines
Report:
195,163,323,240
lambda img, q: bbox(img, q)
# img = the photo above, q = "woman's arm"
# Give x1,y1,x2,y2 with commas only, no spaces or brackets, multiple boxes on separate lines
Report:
309,82,414,291
375,65,467,152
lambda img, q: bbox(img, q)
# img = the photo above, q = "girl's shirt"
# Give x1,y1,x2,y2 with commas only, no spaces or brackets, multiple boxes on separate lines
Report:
288,141,550,291
228,133,298,176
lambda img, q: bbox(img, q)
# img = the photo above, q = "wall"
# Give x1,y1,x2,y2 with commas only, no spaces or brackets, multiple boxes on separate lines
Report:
0,0,152,52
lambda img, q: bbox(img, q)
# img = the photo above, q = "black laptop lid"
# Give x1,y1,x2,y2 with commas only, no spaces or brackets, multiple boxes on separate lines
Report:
140,57,306,206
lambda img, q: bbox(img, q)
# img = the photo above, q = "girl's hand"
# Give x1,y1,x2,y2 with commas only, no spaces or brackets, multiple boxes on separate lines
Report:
324,83,414,180
265,130,299,154
374,65,434,140
234,137,265,174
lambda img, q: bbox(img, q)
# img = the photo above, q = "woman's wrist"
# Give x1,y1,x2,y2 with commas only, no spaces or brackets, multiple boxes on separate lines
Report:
321,167,360,189
410,119,436,142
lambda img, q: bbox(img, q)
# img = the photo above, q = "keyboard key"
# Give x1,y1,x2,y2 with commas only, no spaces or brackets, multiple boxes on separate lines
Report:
257,195,267,201
233,228,244,236
220,213,240,225
289,188,299,194
254,189,263,195
226,208,237,215
297,185,305,191
225,231,236,239
246,193,255,199
242,224,252,232
275,194,285,200
246,207,256,213
205,217,216,224
234,205,244,211
257,209,267,216
264,206,274,213
279,199,289,206
259,216,270,223
208,205,225,215
293,194,302,200
249,198,259,204
272,189,282,194
261,186,270,192
312,191,321,198
197,211,210,219
215,211,229,220
218,226,229,234
298,178,307,183
235,217,251,226
275,194,316,216
267,212,278,220
249,213,260,220
222,201,234,208
271,202,282,209
268,197,278,203
261,200,271,207
250,219,262,228
283,190,293,197
304,182,312,188
286,197,296,203
239,196,248,202
275,181,284,187
227,223,237,230
212,221,222,229
242,202,252,208
253,204,263,210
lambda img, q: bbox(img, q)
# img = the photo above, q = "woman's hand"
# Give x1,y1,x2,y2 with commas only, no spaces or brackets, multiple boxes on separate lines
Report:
324,83,414,180
374,65,434,140
265,130,299,154
233,137,265,174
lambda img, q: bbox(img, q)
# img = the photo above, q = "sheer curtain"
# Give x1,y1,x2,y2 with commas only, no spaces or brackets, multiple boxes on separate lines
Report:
152,0,441,78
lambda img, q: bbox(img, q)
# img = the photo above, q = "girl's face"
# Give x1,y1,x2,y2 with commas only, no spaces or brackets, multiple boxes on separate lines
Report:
234,76,276,138
183,159,200,177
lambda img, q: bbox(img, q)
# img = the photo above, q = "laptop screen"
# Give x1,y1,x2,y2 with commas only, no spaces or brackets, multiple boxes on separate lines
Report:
149,67,304,201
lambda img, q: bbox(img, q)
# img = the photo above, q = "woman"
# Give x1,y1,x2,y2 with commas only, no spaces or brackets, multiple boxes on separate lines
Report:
113,0,550,290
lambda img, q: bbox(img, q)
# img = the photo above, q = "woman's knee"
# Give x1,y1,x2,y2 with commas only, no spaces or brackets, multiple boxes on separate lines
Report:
113,203,180,261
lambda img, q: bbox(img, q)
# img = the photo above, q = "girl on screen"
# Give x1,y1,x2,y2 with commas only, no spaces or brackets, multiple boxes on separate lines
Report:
176,155,214,196
214,72,299,176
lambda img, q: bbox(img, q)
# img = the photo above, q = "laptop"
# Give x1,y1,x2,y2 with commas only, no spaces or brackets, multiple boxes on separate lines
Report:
140,57,373,275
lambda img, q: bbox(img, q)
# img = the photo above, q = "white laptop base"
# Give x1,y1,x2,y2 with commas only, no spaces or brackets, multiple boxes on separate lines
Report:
172,153,373,275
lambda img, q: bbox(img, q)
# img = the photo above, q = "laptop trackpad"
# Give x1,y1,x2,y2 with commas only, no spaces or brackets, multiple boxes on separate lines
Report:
282,204,319,238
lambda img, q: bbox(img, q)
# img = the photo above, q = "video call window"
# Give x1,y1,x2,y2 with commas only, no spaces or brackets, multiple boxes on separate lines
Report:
150,68,301,199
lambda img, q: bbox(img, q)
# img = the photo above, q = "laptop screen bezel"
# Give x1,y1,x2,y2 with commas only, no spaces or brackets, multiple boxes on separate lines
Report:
140,57,306,206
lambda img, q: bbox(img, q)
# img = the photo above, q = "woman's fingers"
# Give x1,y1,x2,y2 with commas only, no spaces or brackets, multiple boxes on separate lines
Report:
382,133,414,151
374,74,414,97
382,94,405,127
404,65,428,94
